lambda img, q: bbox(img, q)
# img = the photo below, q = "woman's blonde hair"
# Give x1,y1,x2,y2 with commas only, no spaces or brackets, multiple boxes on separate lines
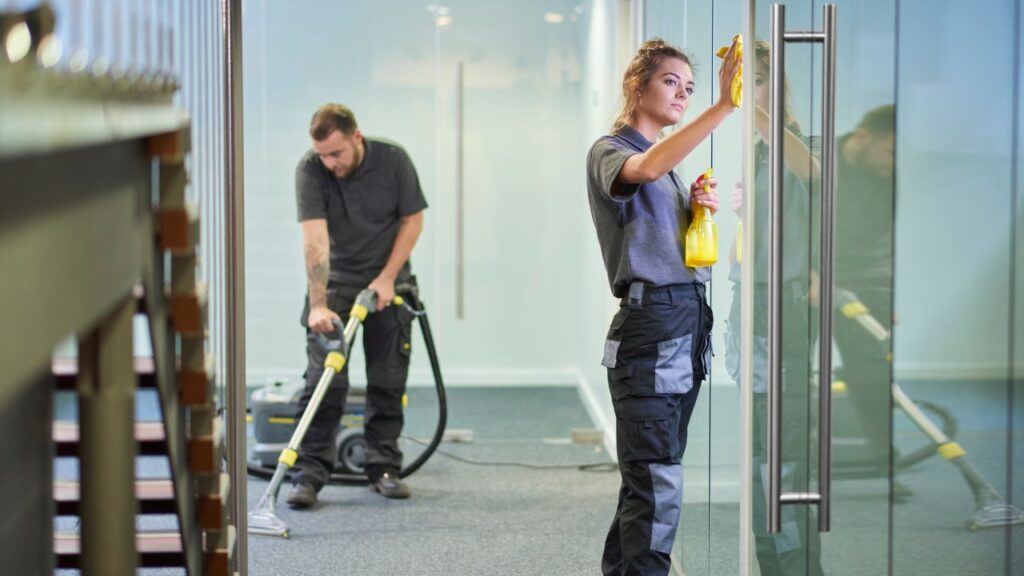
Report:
754,39,802,135
612,38,692,132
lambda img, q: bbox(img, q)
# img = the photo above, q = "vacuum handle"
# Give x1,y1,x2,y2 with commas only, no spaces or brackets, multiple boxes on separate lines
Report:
312,318,344,353
311,288,376,355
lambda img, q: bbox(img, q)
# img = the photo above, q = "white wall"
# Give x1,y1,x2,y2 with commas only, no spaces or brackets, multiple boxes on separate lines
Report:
893,0,1019,381
575,0,625,449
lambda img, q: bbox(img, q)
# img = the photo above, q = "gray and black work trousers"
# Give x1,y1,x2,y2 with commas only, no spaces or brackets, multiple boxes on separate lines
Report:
600,282,713,576
292,280,414,490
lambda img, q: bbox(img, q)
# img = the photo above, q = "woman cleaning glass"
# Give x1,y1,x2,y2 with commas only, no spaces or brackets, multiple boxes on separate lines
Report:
585,36,740,576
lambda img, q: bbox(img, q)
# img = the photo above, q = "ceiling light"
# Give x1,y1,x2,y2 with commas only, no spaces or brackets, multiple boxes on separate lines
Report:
37,35,62,68
5,21,31,63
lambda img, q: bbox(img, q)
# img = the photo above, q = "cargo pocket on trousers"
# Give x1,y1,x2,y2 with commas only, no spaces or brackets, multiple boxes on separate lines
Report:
653,335,694,394
615,395,681,462
601,308,631,369
396,307,413,358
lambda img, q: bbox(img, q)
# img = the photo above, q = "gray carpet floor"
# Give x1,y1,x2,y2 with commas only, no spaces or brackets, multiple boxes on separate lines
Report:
52,382,1024,575
245,386,620,576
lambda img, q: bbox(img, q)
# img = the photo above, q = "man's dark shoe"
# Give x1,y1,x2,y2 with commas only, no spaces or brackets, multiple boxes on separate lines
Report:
286,482,318,509
371,473,411,499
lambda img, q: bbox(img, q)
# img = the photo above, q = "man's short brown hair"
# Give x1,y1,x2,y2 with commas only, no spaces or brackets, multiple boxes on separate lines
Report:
309,103,358,140
856,104,894,136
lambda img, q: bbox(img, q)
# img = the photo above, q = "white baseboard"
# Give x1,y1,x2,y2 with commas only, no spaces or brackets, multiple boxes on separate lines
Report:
245,367,583,389
405,367,582,387
894,362,1013,381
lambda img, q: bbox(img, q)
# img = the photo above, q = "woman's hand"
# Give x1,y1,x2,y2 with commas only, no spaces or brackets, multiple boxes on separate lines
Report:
691,176,721,214
730,180,744,214
717,37,742,111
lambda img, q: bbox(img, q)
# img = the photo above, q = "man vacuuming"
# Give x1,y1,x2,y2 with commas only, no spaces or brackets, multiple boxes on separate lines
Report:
288,103,427,508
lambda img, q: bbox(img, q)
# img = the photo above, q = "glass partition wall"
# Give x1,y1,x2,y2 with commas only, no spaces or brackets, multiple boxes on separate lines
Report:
745,1,897,575
643,2,745,574
891,1,1023,575
741,1,1023,575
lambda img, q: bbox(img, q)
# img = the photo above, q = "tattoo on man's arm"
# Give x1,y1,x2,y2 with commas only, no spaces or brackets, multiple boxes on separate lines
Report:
305,245,329,308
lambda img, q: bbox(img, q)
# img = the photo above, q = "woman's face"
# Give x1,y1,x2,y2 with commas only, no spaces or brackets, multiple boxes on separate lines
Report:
754,61,769,110
636,57,694,127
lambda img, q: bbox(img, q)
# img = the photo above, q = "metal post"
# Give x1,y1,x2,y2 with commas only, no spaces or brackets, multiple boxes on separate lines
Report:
223,0,247,571
79,295,137,576
817,4,837,532
767,2,785,535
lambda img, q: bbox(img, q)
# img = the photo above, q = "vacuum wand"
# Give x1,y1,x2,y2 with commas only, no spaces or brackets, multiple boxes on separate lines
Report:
248,289,378,538
836,288,1023,529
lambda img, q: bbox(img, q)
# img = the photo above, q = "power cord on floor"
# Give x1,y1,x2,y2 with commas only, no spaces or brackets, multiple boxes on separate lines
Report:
402,436,617,473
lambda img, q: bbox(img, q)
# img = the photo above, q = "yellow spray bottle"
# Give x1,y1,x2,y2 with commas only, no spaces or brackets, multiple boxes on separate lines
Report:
685,169,718,268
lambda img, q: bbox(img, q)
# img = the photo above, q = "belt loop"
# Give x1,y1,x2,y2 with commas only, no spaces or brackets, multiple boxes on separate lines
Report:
627,281,645,309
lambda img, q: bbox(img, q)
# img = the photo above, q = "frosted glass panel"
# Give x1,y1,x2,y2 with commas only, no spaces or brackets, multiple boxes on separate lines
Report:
431,0,587,378
243,0,589,388
242,0,439,387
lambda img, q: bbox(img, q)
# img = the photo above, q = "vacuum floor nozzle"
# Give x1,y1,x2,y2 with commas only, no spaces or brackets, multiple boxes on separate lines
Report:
247,465,291,539
970,503,1024,530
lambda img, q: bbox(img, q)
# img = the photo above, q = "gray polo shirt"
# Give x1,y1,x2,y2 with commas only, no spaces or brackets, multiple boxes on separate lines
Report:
296,137,427,288
587,125,710,298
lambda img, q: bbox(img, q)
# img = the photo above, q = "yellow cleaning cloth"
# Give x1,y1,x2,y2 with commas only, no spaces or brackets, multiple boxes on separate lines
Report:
715,34,743,108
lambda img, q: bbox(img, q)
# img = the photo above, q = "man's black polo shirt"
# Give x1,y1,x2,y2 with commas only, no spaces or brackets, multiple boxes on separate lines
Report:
295,137,428,288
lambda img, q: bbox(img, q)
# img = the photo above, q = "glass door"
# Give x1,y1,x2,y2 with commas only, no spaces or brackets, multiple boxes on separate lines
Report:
431,0,588,382
891,1,1023,575
642,1,746,575
744,2,897,575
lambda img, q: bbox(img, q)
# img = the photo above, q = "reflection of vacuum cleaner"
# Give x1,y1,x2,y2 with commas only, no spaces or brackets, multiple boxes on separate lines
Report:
834,289,1023,530
247,284,447,538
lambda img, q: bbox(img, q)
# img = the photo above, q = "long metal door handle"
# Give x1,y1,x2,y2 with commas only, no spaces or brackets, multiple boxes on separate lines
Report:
455,61,465,320
767,2,786,536
767,3,837,535
818,4,838,533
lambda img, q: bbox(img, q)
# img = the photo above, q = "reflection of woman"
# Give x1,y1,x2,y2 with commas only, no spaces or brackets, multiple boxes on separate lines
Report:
723,39,825,576
585,37,739,576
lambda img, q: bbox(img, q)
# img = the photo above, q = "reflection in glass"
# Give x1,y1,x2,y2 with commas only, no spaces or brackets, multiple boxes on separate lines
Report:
891,1,1021,575
732,31,823,576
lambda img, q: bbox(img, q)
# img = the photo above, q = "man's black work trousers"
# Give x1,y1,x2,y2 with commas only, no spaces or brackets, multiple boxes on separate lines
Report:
292,281,414,490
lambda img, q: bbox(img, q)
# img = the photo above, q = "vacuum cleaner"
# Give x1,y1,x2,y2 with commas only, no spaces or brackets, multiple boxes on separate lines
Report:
835,288,1024,530
249,381,368,475
247,283,447,538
